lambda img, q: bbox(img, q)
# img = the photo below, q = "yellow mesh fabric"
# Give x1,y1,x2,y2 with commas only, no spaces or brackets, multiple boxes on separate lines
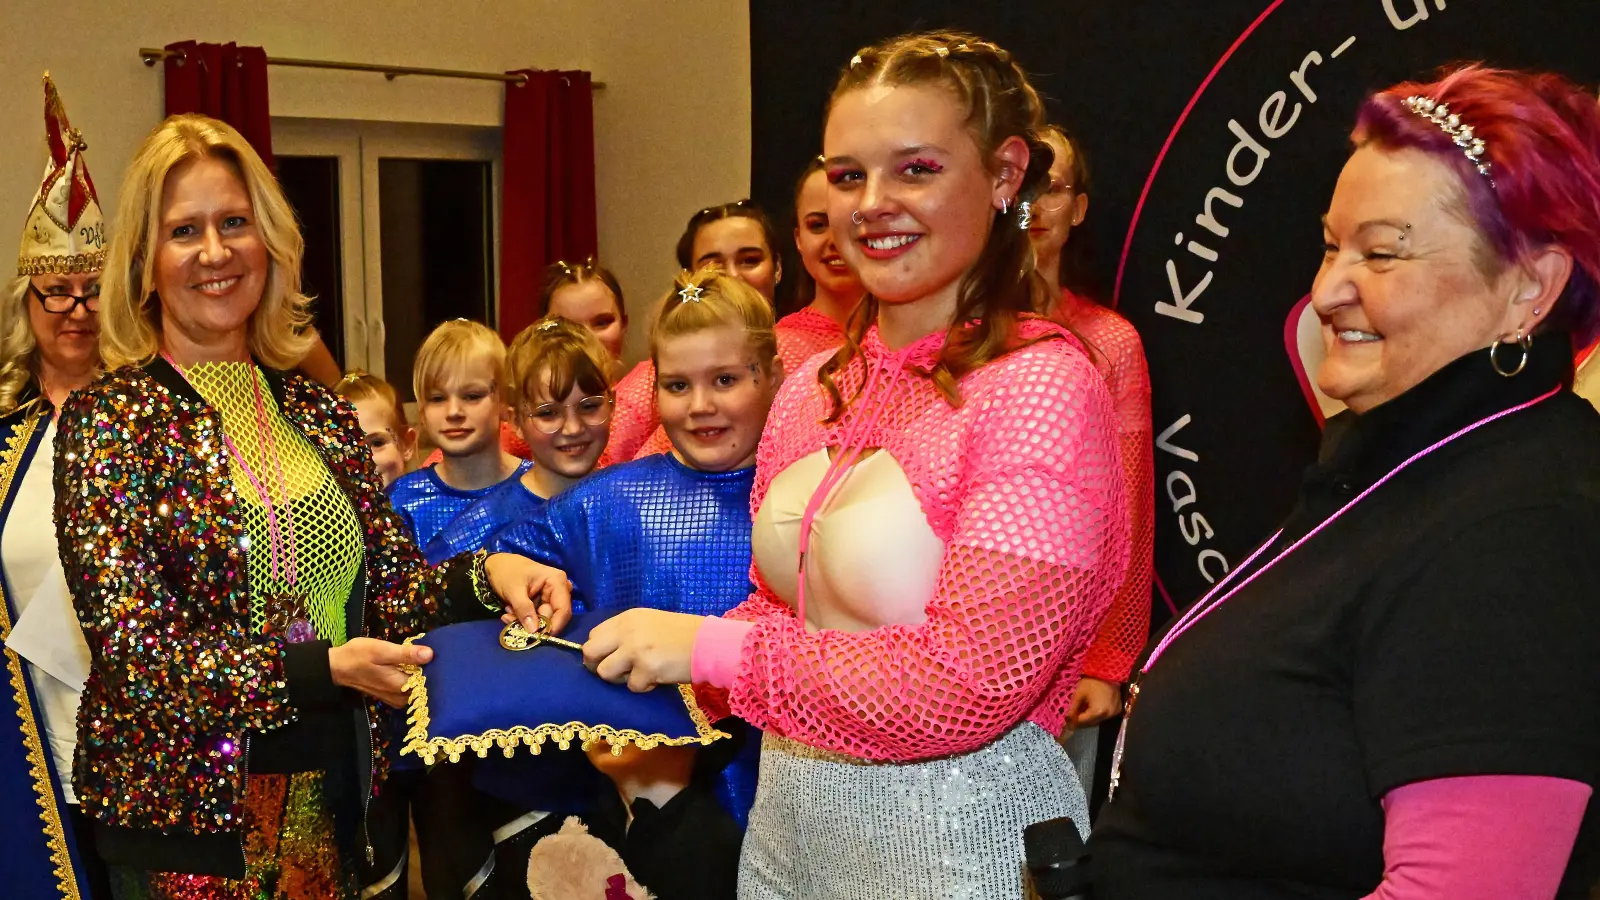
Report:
186,363,363,645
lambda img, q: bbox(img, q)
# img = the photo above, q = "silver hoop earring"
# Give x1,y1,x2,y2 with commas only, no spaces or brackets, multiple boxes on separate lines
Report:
999,198,1010,216
1016,201,1033,230
1488,328,1532,378
851,210,866,226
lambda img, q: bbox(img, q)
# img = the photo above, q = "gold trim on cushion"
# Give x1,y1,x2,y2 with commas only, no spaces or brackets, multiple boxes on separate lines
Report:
397,633,729,766
0,406,83,900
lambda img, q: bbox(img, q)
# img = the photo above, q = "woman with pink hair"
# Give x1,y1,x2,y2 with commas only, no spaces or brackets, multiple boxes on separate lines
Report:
1093,65,1600,900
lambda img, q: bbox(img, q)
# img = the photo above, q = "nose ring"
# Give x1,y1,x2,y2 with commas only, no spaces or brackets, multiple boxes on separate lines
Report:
851,210,866,226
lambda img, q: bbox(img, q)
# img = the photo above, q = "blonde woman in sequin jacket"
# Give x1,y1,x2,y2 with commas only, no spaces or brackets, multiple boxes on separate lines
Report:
52,115,562,897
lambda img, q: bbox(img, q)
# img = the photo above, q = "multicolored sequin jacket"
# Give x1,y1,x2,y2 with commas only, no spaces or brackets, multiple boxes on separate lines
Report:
52,359,489,870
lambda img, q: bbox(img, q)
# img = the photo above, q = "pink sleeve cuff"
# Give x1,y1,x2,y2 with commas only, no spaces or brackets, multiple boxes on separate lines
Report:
691,616,755,689
1366,774,1591,900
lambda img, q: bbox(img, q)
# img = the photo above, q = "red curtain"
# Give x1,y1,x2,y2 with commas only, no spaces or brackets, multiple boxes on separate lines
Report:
163,40,275,169
499,69,598,340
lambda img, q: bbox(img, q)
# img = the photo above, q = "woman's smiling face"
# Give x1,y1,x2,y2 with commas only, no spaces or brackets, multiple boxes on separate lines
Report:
824,82,1001,311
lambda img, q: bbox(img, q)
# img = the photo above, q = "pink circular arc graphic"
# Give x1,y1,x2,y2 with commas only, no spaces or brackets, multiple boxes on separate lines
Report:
1111,0,1286,308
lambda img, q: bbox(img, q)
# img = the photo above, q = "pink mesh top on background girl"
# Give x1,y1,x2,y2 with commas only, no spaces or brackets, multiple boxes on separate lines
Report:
604,307,847,461
694,317,1130,760
1056,289,1155,683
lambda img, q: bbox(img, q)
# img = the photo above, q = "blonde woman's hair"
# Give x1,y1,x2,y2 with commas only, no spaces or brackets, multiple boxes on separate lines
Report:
332,370,410,433
98,114,315,370
506,317,613,412
0,277,38,414
412,319,507,404
649,267,778,370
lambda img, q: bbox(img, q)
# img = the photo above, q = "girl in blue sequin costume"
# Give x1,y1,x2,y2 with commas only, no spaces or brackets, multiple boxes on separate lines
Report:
491,269,783,827
426,316,616,561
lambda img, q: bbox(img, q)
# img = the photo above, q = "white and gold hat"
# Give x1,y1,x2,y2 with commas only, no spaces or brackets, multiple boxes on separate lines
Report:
17,74,105,276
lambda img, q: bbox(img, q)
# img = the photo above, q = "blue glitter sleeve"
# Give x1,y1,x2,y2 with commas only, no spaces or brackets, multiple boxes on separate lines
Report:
389,462,532,560
424,479,547,562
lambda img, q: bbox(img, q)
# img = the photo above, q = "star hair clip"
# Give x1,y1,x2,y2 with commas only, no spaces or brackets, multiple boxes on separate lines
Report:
536,318,561,332
678,283,705,303
1401,95,1494,185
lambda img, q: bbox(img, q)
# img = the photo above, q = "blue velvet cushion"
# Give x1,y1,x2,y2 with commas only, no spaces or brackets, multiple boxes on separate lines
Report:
401,610,728,765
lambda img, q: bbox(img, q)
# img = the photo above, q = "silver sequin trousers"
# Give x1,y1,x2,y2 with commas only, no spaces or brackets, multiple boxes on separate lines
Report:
737,722,1088,900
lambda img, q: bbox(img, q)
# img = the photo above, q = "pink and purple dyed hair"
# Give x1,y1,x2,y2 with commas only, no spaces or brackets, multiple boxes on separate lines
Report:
1353,64,1600,345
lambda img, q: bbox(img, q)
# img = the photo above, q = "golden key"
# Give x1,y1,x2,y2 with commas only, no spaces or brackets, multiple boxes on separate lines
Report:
499,617,583,653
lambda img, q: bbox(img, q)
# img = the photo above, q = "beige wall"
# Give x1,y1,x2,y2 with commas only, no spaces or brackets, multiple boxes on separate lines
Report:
0,0,751,364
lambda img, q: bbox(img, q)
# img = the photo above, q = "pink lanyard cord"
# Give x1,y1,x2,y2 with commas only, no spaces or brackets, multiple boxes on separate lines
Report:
1141,384,1561,675
1109,384,1560,804
162,353,299,585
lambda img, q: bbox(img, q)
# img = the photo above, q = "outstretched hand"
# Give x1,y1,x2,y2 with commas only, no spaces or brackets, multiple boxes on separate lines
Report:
582,609,706,692
485,553,574,635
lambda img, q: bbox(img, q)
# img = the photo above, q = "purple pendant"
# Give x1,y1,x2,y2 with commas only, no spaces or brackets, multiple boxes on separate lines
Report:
285,619,315,644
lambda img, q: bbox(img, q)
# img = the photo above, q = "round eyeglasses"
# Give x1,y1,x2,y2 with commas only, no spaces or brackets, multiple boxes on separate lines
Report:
29,282,101,315
523,395,613,434
1032,180,1077,213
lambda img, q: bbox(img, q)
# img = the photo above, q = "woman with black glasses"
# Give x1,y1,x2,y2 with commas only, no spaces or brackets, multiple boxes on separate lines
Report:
0,75,113,900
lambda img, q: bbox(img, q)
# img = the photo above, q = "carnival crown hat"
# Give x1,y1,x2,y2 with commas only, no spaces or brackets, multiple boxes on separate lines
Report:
18,73,105,276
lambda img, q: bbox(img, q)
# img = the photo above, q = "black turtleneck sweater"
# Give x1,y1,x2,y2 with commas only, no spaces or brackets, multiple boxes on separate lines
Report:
1092,339,1600,898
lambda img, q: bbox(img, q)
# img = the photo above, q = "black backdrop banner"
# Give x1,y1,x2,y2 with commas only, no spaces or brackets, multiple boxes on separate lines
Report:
749,0,1598,618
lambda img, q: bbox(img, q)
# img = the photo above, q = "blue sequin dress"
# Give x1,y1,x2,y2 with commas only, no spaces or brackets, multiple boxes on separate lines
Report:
490,453,760,822
424,476,547,561
388,461,532,563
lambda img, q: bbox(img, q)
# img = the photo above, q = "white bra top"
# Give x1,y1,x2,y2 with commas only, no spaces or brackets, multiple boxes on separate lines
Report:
751,449,947,634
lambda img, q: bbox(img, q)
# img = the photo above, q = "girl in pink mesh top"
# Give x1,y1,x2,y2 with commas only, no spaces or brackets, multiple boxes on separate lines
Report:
582,30,1129,899
1028,122,1156,790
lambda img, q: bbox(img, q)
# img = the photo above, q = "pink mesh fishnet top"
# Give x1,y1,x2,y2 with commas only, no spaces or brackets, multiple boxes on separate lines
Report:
1057,290,1154,682
604,307,847,461
695,317,1129,760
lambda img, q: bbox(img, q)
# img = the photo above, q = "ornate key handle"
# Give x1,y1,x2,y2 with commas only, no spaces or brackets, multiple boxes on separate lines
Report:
499,616,584,653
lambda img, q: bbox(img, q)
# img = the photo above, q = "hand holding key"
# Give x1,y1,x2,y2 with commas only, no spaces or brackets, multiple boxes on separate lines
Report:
499,617,583,653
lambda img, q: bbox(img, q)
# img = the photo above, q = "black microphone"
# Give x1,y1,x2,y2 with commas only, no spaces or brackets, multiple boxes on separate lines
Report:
1024,817,1093,900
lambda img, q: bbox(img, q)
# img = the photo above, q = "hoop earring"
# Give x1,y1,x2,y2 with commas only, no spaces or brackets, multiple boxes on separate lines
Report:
851,210,866,226
999,198,1010,215
1488,328,1532,378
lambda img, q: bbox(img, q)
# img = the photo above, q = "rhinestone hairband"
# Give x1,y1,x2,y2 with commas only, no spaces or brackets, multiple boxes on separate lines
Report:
1402,95,1493,184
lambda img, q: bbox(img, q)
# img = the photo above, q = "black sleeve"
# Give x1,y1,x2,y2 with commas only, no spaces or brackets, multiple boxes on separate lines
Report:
282,639,341,712
1354,504,1600,797
251,639,353,773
